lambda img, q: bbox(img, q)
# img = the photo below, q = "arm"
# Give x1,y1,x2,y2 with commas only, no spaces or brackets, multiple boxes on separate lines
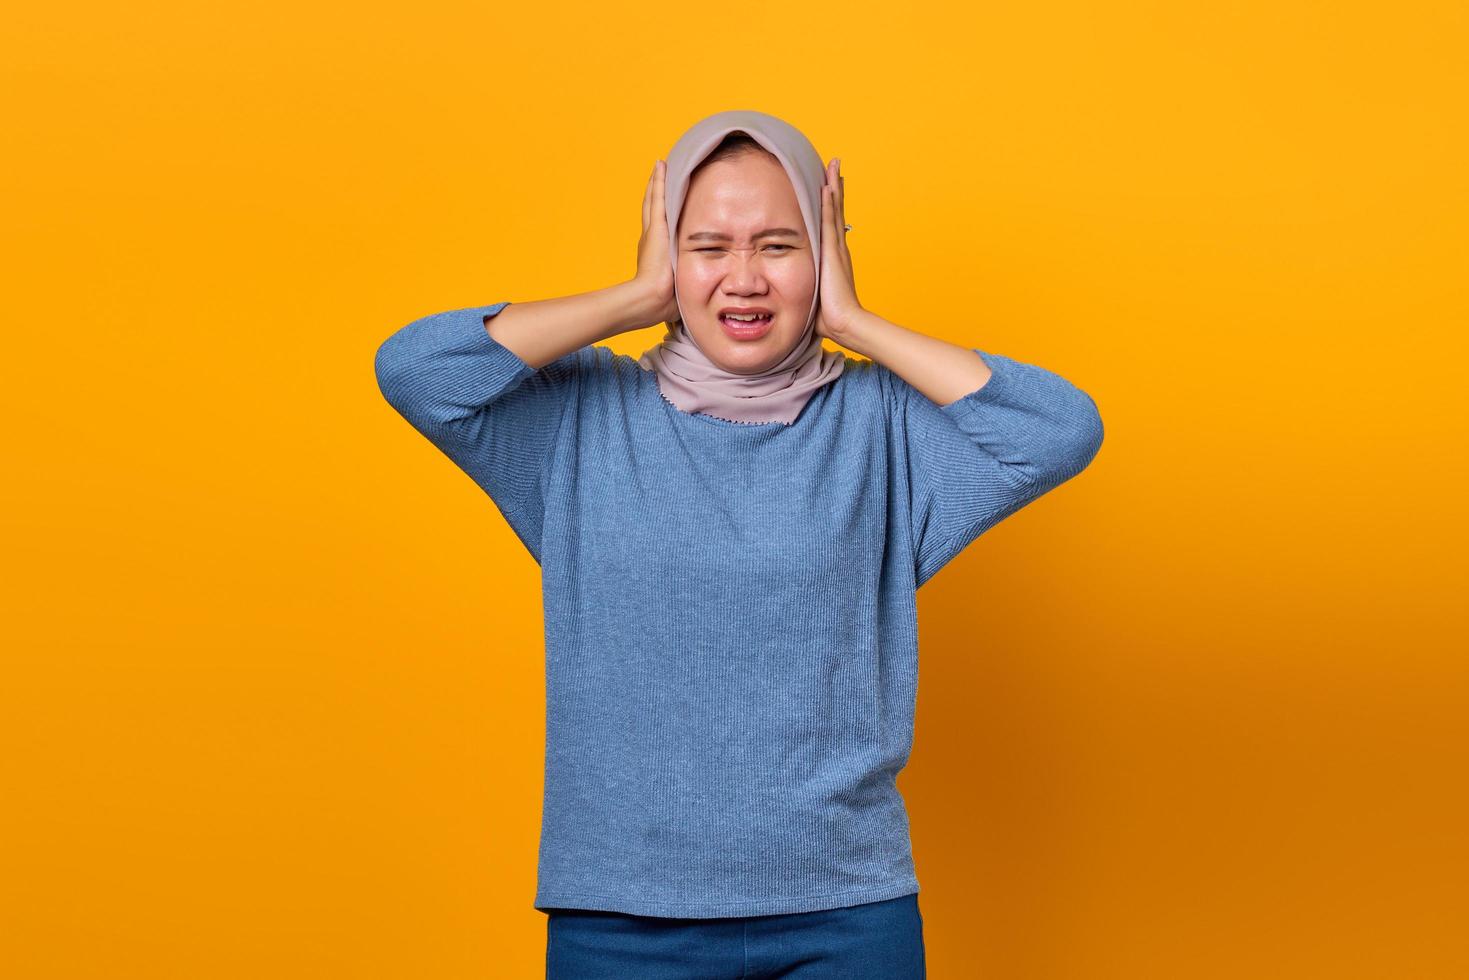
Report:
841,309,995,407
372,281,659,559
484,279,658,369
843,311,1105,588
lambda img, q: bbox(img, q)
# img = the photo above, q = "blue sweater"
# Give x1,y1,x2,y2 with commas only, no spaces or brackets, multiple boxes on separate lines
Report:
375,301,1104,918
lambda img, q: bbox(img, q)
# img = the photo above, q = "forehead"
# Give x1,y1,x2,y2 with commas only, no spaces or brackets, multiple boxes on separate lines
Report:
680,159,805,239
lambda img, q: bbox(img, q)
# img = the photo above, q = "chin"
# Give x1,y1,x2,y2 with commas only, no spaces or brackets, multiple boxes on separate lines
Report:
692,319,803,369
720,342,804,375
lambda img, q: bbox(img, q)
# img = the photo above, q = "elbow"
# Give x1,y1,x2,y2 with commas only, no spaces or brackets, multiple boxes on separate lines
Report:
1075,396,1105,469
373,320,428,414
1061,395,1105,480
374,333,407,410
1034,393,1105,488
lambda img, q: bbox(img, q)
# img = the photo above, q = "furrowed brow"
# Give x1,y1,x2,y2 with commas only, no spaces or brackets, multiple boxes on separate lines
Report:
685,227,803,242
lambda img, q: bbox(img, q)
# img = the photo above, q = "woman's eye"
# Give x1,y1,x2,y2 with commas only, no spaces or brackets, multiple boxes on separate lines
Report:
695,245,793,253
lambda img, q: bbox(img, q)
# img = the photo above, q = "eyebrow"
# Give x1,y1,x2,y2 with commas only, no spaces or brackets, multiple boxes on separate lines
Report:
684,227,804,242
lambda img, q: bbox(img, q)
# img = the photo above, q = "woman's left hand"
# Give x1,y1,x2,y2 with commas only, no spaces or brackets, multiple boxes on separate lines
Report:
815,158,865,344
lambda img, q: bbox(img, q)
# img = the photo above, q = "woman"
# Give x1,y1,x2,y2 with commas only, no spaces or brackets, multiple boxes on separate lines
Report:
375,109,1104,978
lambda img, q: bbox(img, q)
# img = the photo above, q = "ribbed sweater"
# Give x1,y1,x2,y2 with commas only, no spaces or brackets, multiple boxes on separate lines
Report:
374,301,1104,918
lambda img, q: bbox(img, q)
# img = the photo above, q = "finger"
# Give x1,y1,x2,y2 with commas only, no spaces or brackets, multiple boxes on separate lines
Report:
826,187,845,273
655,160,667,231
822,185,834,271
643,161,654,230
838,169,846,230
831,158,843,229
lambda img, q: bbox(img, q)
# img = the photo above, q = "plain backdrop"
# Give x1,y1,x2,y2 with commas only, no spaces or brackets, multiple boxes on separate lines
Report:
4,1,1466,977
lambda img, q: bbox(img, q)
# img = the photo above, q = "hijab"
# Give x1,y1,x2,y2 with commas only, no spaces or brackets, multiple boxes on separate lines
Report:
638,109,846,426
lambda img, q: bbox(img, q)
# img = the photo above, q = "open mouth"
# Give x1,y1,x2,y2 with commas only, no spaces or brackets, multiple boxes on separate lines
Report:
720,312,773,326
718,312,775,339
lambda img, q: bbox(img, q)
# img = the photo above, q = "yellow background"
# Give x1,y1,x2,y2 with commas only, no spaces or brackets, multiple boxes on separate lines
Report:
5,1,1466,976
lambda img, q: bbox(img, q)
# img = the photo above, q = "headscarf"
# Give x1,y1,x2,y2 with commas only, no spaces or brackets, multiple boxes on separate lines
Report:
638,109,846,426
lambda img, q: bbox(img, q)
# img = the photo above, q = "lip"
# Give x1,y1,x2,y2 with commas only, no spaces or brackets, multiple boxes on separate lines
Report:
718,311,775,341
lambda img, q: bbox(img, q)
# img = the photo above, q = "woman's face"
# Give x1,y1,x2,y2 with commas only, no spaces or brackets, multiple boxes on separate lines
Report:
675,151,816,375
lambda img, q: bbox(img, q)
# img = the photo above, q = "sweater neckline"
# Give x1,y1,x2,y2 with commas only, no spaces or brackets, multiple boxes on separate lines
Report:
654,378,838,430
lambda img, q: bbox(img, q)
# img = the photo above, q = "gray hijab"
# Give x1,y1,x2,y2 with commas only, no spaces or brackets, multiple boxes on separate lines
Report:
638,109,845,426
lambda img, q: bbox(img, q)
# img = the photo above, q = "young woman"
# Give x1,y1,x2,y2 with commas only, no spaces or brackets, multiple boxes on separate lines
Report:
375,109,1104,978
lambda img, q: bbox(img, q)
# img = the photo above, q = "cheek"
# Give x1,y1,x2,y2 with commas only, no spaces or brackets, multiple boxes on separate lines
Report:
675,261,815,304
677,264,722,295
776,267,817,306
776,258,816,289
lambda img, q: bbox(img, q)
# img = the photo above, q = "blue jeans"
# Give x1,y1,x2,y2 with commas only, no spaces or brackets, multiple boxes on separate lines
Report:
545,892,926,979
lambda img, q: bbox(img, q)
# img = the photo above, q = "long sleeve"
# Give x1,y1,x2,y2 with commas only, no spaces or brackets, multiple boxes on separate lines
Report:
373,301,583,561
885,348,1105,588
417,321,1097,916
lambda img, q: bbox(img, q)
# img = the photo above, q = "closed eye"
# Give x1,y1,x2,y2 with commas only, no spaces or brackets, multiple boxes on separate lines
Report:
695,245,794,253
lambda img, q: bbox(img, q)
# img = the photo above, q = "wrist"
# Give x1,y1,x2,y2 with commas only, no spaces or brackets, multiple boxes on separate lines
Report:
617,279,671,334
835,309,890,358
601,280,661,336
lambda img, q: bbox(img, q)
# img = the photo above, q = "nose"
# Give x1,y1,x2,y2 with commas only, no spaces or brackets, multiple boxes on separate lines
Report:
720,249,772,291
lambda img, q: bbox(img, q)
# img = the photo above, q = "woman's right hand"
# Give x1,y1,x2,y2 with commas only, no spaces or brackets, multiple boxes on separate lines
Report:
632,160,680,328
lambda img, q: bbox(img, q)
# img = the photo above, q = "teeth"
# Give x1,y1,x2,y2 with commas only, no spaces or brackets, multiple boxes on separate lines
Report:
724,313,770,321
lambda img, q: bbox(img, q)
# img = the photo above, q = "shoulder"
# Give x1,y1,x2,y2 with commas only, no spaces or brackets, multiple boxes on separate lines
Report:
557,344,666,416
832,352,896,410
574,344,650,386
